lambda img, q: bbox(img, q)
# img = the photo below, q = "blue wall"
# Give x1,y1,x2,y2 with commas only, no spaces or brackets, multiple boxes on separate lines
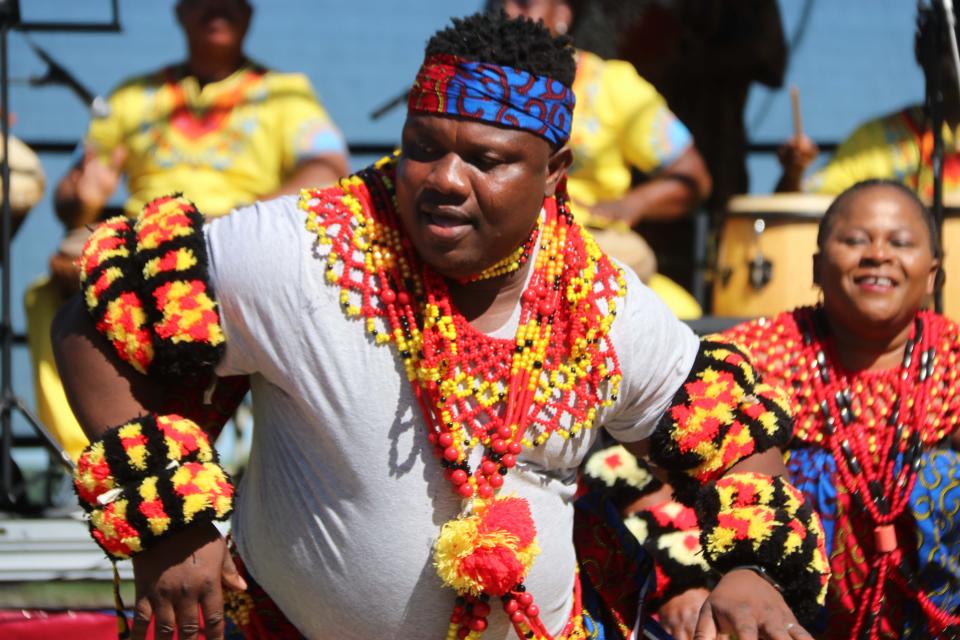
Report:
5,0,926,438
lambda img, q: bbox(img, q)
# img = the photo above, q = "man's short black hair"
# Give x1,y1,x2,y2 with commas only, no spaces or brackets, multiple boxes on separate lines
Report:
425,10,576,87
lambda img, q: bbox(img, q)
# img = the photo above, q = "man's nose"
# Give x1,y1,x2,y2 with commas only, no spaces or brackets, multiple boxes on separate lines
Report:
426,153,470,198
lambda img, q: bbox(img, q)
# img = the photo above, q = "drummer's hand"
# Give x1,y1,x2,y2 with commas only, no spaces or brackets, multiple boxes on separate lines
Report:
657,588,709,640
777,135,818,178
694,569,812,640
75,145,125,220
131,522,247,640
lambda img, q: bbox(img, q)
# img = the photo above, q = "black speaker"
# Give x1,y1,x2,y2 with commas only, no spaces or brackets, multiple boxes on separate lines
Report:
0,0,19,26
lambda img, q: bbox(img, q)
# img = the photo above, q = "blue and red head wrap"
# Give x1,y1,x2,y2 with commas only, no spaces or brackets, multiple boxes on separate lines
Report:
407,54,576,147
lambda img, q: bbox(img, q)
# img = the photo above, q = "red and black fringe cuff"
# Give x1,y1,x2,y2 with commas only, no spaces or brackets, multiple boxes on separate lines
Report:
648,336,794,506
696,472,830,626
79,194,225,381
624,500,714,609
73,414,234,560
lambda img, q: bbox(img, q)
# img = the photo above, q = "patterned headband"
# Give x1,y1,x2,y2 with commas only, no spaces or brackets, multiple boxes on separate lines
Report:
407,54,575,147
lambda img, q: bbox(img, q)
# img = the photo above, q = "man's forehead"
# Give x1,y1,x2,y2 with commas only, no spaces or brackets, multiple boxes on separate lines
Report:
403,112,549,147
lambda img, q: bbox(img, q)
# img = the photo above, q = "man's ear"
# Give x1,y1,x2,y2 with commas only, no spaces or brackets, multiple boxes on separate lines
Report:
545,146,573,197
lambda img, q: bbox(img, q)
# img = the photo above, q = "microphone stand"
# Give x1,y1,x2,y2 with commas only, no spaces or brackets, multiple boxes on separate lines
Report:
926,1,952,313
0,9,75,509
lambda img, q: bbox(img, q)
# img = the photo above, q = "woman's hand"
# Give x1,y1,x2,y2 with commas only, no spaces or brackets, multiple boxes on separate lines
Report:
694,569,812,640
131,522,247,640
657,587,710,640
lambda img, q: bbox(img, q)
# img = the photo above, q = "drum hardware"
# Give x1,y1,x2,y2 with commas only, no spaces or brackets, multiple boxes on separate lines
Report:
0,4,76,511
747,218,773,290
714,194,829,317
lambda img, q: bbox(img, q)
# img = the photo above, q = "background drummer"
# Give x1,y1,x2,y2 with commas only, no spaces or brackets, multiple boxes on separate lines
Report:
497,0,713,319
34,0,349,462
776,3,960,199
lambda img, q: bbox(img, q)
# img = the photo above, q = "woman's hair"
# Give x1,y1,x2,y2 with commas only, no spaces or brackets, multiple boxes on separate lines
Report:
817,179,943,262
425,10,576,87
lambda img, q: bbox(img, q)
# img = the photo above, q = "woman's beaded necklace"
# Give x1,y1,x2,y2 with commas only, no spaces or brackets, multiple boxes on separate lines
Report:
301,157,625,639
798,308,960,639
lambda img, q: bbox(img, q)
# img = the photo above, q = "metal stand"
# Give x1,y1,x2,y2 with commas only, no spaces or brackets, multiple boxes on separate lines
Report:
0,11,74,509
923,0,960,313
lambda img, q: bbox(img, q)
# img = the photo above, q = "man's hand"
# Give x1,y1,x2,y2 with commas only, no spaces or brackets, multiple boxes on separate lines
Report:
657,588,710,640
775,135,818,192
693,570,811,640
131,522,246,640
74,145,126,219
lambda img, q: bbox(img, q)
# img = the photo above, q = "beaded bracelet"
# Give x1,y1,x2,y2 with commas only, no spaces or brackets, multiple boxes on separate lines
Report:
78,194,226,381
648,336,794,506
696,472,830,625
73,414,234,559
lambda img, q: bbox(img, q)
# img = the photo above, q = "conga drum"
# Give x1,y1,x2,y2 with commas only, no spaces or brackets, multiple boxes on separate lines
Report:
1,133,45,218
713,193,834,317
940,197,960,321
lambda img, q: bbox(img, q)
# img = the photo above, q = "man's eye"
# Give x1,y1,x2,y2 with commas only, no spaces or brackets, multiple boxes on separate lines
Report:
472,155,503,171
403,140,438,160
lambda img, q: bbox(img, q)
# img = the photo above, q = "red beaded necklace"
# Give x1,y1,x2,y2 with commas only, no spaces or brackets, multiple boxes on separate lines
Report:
798,308,960,639
301,157,624,639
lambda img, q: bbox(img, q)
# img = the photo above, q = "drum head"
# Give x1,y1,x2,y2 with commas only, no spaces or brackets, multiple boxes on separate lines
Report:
726,193,833,219
0,135,46,214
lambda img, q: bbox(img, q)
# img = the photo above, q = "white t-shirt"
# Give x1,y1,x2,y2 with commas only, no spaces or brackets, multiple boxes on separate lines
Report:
205,195,699,640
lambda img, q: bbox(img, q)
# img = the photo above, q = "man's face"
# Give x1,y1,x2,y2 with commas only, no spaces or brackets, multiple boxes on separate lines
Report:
176,0,251,52
395,113,569,280
502,0,571,37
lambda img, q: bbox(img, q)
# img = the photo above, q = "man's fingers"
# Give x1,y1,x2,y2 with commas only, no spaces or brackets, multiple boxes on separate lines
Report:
173,596,202,640
788,620,815,640
712,604,759,640
130,596,152,640
150,599,177,640
693,602,717,640
110,145,128,170
200,585,227,640
221,549,248,592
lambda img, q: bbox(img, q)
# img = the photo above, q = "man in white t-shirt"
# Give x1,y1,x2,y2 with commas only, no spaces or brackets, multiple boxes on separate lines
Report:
53,11,828,640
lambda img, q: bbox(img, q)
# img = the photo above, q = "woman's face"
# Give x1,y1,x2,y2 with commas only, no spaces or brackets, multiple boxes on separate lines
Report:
815,185,939,336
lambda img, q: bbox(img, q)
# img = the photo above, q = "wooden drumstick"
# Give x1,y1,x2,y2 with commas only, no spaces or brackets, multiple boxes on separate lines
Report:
790,84,803,140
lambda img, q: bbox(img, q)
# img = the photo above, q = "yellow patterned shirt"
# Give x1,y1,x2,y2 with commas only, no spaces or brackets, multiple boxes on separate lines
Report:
807,105,960,199
566,50,693,211
87,60,346,217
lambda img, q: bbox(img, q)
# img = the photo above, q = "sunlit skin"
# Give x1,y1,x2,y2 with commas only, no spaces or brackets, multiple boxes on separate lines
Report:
176,0,252,78
814,185,940,371
395,113,571,283
502,0,572,37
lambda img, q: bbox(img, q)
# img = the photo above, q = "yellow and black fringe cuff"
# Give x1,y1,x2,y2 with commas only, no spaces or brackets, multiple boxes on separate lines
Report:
581,444,663,513
73,414,234,560
78,194,225,380
696,472,829,625
648,336,793,506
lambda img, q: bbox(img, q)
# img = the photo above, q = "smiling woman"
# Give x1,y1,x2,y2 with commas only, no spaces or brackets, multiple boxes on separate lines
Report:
710,179,960,639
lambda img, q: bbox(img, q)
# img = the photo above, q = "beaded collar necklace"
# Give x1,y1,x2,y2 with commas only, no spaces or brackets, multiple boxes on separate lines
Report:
460,217,540,283
798,307,960,638
301,156,625,639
